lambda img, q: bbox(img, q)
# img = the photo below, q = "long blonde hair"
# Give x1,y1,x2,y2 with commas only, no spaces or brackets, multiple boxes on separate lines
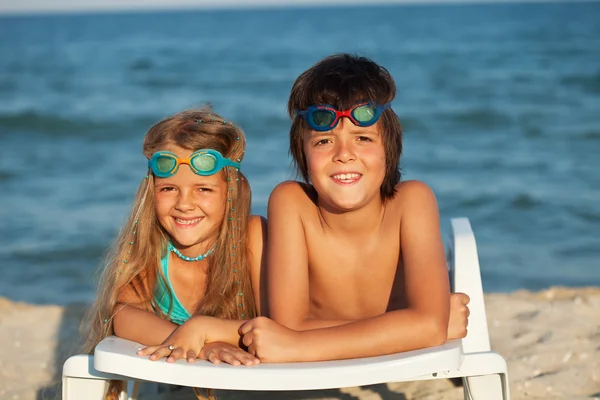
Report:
82,108,256,357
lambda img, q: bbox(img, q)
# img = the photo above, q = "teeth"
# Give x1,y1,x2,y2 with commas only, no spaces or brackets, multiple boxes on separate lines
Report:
175,218,201,225
332,173,361,180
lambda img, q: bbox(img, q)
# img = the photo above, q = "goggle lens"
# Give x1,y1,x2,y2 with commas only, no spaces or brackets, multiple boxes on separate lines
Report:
312,110,336,127
155,156,177,174
352,104,377,123
191,153,217,172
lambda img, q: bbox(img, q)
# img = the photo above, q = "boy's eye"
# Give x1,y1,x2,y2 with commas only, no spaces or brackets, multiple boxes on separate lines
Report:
315,139,331,146
357,136,372,142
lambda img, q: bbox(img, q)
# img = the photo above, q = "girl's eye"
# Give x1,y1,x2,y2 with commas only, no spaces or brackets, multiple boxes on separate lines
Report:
159,186,176,192
315,139,331,146
198,187,212,193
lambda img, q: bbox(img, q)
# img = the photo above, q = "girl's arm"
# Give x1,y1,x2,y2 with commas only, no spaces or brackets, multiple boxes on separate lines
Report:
112,302,177,345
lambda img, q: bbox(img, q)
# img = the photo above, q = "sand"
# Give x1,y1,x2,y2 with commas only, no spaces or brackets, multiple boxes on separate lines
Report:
1,287,599,400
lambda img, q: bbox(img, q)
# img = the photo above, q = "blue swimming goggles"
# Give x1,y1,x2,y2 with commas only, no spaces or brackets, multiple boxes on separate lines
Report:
148,149,240,178
296,102,391,132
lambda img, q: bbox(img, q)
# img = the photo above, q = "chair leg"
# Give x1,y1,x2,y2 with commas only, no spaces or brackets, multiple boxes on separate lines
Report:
463,374,510,400
62,376,122,400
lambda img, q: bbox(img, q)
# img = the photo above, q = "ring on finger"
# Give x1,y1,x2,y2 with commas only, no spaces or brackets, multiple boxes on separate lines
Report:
168,345,175,351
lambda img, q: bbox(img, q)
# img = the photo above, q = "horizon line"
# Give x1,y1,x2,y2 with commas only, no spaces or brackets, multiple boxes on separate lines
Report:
1,0,598,17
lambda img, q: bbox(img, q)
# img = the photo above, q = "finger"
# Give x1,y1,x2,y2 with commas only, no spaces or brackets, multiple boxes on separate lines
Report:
220,351,242,366
462,293,471,304
236,351,258,366
207,351,221,364
149,346,173,361
238,320,252,336
167,347,185,363
137,345,160,356
241,332,253,347
247,343,257,358
186,350,197,363
465,306,471,318
229,349,259,365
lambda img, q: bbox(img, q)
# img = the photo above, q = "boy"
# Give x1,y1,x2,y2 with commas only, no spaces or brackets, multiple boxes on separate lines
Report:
240,54,470,362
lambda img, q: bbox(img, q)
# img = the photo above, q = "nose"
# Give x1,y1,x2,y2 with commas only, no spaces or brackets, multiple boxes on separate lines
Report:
175,189,195,212
333,133,356,164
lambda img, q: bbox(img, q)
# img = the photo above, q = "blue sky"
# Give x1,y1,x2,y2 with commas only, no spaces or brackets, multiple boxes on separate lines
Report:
0,0,586,14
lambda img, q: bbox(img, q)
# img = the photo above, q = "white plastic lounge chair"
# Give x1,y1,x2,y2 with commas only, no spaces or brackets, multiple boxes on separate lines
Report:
62,217,510,400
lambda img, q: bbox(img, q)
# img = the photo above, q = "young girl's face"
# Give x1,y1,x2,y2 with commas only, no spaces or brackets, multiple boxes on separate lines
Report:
153,145,228,254
303,119,386,211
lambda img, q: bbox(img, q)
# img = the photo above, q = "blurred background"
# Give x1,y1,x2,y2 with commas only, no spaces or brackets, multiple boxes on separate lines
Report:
0,0,598,306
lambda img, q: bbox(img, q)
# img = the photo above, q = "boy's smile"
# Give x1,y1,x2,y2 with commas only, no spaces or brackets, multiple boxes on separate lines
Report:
303,119,385,211
330,171,362,185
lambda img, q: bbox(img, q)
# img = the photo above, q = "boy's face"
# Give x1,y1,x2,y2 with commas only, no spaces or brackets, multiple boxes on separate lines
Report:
302,119,386,211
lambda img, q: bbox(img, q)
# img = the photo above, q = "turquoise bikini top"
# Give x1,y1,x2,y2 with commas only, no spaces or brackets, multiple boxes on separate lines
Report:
154,251,192,325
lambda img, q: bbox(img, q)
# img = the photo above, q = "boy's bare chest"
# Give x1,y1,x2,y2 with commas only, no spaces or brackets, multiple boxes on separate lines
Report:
304,228,402,319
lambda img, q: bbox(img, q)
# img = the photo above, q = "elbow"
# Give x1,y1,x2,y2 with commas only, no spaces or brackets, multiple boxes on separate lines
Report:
425,316,448,347
111,303,128,338
270,313,304,331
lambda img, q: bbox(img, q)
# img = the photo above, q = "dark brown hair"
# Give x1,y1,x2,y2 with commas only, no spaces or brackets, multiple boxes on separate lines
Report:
287,53,403,200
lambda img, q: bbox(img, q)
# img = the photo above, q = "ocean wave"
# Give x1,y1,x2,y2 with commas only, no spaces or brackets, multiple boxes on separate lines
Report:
560,71,600,94
509,193,542,210
0,109,153,140
576,130,600,141
445,108,513,130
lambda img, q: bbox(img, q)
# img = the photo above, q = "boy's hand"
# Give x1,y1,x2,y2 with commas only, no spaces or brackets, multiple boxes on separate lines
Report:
239,317,302,363
447,292,470,340
199,342,260,366
136,316,207,363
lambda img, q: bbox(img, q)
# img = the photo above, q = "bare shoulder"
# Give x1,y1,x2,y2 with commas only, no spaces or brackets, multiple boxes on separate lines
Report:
393,180,439,226
393,180,438,209
248,214,267,252
268,180,317,212
248,214,267,240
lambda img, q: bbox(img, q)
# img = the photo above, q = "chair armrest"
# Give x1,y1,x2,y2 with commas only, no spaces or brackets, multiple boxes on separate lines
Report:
94,336,463,390
447,217,491,353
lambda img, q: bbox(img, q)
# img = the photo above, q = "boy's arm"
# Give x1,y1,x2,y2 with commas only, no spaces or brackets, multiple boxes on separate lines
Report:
247,215,268,316
267,182,353,330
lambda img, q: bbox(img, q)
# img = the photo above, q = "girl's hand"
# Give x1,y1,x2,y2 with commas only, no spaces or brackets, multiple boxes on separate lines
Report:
239,317,302,363
447,292,470,340
199,342,260,366
136,317,207,363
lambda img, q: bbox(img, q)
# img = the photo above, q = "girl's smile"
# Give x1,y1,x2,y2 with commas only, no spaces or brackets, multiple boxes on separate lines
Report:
172,216,204,228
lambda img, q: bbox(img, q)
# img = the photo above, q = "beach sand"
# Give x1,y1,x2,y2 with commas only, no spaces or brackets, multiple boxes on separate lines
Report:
1,287,599,400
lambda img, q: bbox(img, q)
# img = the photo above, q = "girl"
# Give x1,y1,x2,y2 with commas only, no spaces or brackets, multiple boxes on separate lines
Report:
82,108,266,391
